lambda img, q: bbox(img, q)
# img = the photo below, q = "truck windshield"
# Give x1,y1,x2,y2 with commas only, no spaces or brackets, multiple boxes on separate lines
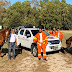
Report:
31,30,39,36
31,30,50,36
43,30,50,36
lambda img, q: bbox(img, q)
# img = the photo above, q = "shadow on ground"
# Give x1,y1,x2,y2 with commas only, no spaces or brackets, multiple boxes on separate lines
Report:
16,46,67,56
1,47,22,58
21,46,61,55
65,47,72,55
1,46,69,58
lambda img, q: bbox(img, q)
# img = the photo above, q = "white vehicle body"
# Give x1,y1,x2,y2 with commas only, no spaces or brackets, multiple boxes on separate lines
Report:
17,28,62,52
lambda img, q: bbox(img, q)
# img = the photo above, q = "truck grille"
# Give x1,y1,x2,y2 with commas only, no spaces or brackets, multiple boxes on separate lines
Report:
48,40,60,44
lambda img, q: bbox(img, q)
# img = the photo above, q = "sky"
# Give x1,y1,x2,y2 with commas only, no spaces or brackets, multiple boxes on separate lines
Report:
7,0,72,5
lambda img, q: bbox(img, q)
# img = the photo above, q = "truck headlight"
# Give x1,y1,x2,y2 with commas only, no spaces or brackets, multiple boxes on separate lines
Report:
48,42,51,45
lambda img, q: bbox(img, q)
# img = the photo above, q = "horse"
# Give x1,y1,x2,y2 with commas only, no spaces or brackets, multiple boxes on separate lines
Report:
0,27,11,58
66,36,72,48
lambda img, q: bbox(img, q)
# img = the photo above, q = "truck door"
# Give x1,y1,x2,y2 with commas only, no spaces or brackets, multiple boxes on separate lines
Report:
24,30,32,48
18,29,24,46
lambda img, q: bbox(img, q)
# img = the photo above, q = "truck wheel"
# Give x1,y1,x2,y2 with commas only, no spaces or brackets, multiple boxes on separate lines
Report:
60,47,65,53
18,43,21,48
31,45,38,57
18,43,22,54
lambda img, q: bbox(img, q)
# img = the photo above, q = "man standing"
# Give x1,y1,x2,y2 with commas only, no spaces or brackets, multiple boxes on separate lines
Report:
33,26,48,61
8,28,17,60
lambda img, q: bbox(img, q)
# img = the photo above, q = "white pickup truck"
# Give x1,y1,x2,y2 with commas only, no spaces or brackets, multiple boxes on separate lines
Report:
17,28,62,57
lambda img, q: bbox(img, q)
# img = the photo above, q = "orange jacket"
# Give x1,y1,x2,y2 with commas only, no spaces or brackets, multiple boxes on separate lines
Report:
56,32,63,41
46,30,52,34
51,33,58,37
48,31,52,34
46,30,58,35
33,32,48,45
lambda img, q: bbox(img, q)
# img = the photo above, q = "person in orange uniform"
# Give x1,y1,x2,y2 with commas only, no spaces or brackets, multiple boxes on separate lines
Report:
56,28,63,42
46,30,52,34
46,27,57,35
51,31,58,37
53,27,57,34
48,31,52,34
33,26,48,61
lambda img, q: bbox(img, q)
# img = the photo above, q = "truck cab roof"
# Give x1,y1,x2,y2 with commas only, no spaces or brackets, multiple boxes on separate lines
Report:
21,28,39,30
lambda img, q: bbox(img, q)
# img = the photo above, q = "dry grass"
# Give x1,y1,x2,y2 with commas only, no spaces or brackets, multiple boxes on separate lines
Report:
61,30,72,48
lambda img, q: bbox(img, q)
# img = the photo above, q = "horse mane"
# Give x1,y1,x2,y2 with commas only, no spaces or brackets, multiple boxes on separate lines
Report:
66,36,72,41
0,27,11,32
68,36,72,40
0,29,6,33
66,36,72,44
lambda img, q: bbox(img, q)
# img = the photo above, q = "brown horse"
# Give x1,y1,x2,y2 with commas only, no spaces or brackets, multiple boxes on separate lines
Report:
0,27,11,58
66,36,72,48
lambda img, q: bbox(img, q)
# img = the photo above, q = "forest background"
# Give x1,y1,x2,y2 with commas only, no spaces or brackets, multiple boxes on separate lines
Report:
0,0,72,30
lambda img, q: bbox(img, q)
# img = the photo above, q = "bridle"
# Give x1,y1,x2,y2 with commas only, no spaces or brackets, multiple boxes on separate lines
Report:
5,28,11,42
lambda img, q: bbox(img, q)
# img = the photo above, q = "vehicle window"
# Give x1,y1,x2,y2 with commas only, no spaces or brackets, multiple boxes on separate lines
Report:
31,30,50,36
25,30,31,36
15,29,18,35
43,30,50,36
20,30,24,35
31,30,39,36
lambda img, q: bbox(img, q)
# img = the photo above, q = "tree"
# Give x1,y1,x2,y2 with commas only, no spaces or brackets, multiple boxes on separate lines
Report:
3,1,36,27
61,0,66,3
3,1,22,27
51,0,60,4
0,0,10,28
31,0,39,7
2,0,72,30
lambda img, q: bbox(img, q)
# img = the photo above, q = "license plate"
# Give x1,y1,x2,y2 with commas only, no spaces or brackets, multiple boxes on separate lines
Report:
54,46,58,50
51,46,58,50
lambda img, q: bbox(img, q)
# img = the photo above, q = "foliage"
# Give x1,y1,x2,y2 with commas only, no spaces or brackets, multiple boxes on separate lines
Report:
1,0,72,30
0,0,10,27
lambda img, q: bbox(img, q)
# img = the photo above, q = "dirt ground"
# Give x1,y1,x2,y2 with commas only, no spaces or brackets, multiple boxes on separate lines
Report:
0,47,72,72
0,30,72,72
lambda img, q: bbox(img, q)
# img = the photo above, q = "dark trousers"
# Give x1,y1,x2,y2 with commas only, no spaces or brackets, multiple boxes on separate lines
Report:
8,42,16,59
